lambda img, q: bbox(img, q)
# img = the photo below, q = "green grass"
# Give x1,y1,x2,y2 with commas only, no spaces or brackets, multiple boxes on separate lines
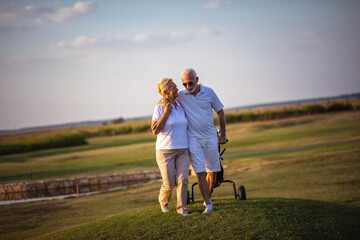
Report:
38,198,360,240
0,112,359,184
0,111,359,239
0,133,156,183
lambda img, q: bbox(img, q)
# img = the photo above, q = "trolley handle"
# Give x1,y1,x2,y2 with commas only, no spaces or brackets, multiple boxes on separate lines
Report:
220,148,226,156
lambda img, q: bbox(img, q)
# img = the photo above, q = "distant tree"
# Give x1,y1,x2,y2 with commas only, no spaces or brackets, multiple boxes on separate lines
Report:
111,117,124,124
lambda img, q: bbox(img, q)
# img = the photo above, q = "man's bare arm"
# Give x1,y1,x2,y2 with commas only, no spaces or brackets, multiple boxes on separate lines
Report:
217,109,227,144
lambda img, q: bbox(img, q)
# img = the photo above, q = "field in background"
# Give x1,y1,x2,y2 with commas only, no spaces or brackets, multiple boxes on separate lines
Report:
222,98,359,123
0,110,359,239
229,98,360,113
0,99,359,183
0,118,151,155
0,132,156,183
1,98,359,156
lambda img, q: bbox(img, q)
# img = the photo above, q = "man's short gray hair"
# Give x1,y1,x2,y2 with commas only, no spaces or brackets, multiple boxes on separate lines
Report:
182,68,197,79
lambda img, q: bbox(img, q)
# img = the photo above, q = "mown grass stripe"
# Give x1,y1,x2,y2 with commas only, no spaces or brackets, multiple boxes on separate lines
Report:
40,198,360,240
227,139,360,159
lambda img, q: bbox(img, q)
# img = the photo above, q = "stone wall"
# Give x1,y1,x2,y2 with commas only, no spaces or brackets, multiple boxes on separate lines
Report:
0,170,161,201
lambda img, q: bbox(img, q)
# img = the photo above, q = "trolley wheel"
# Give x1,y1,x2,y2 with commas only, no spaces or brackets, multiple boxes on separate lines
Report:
187,190,190,204
238,185,246,200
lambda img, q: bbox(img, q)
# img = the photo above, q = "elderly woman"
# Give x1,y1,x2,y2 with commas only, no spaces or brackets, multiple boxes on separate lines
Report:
151,78,190,216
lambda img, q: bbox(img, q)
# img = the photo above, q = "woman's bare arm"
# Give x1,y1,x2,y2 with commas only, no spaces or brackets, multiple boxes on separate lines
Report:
151,101,172,135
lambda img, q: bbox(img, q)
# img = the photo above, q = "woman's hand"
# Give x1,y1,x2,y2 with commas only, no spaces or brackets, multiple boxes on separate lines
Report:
163,100,173,116
151,99,172,135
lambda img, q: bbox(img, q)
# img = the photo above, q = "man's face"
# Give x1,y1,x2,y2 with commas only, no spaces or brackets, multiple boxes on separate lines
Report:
182,72,198,93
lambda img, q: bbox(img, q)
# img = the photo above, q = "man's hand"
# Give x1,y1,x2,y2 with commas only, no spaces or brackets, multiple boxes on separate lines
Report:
218,134,227,145
216,109,227,144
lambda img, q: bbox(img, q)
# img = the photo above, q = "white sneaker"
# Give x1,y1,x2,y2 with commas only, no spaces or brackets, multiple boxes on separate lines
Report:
181,213,189,216
203,204,213,214
161,204,171,213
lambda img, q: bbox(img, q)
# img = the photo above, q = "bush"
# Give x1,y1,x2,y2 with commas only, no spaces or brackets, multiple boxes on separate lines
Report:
115,126,132,134
0,132,87,155
279,108,301,118
242,113,255,121
302,104,326,114
326,102,353,112
98,127,114,136
30,132,86,150
111,117,124,124
79,130,95,138
220,100,355,126
132,124,151,133
226,113,242,123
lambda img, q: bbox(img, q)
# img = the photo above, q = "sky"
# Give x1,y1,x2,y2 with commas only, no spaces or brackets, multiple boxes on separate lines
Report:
1,0,360,130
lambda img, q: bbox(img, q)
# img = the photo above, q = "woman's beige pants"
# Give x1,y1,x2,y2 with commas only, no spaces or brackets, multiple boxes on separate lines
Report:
156,149,190,214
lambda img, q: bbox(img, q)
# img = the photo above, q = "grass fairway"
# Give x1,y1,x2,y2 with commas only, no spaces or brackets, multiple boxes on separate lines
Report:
0,132,157,183
0,111,359,239
38,198,360,240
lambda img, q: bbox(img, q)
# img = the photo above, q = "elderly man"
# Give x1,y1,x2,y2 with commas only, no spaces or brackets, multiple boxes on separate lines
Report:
177,68,227,213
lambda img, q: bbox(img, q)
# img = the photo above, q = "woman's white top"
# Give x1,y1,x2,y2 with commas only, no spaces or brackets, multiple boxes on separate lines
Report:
152,100,188,150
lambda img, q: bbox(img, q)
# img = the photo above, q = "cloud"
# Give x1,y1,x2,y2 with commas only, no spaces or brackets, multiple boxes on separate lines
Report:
290,30,360,51
204,0,232,9
0,23,29,33
0,4,52,20
24,5,53,16
45,1,97,23
0,8,18,20
196,27,220,37
113,34,123,40
0,1,97,30
51,36,98,48
132,33,148,42
9,27,220,64
170,31,188,41
4,55,28,64
51,28,220,51
35,18,46,26
286,31,325,51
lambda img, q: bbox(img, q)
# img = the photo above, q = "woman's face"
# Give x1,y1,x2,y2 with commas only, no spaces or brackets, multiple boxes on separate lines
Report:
164,81,178,99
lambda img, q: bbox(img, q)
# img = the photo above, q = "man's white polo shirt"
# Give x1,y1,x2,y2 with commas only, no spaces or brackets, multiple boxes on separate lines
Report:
178,84,224,139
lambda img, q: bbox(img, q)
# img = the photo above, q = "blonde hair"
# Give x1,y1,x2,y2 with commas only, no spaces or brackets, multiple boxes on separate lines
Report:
157,78,173,97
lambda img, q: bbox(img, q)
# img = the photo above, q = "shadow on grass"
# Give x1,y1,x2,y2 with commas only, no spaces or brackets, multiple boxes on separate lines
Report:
0,202,70,235
42,197,360,240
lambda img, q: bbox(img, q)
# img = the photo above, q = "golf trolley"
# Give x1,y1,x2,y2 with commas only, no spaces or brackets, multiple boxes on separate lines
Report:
187,135,246,204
